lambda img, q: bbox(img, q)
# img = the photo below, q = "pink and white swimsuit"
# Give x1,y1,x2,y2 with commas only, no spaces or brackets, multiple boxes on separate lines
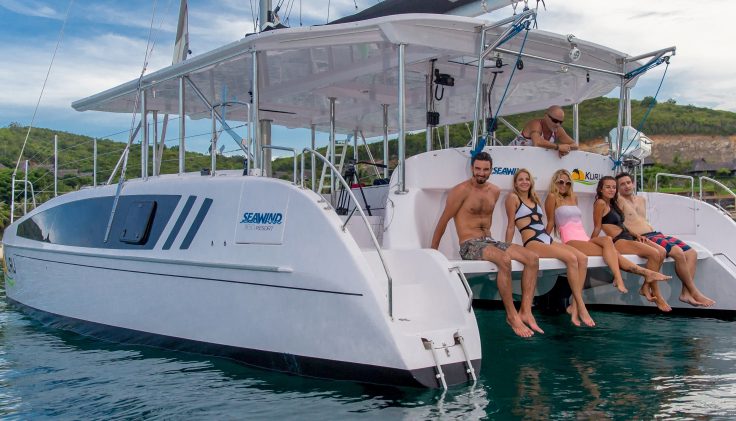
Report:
555,205,590,243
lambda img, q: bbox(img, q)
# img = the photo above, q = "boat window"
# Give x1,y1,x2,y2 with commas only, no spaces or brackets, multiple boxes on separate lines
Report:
119,201,157,245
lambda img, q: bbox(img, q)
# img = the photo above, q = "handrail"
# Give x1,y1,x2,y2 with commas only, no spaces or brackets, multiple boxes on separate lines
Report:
260,145,297,184
300,147,394,320
450,266,473,313
654,172,694,197
714,253,736,271
699,176,736,202
11,179,37,221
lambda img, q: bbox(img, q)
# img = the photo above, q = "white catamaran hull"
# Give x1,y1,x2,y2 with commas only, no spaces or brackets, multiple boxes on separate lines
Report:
3,173,481,388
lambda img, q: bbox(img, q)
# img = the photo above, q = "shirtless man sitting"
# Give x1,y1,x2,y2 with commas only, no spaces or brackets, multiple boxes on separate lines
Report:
509,105,578,158
616,172,715,307
431,152,543,337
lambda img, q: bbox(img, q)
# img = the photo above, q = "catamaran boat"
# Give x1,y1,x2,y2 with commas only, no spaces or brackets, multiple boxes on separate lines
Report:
4,1,736,389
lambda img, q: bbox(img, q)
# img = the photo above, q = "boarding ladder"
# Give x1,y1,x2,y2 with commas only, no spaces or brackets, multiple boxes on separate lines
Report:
318,139,348,194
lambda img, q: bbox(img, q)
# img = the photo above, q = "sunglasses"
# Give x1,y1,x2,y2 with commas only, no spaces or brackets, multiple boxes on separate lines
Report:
556,180,572,186
547,114,564,125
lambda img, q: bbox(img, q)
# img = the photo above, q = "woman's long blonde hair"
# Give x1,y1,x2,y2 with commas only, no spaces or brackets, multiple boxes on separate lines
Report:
548,169,576,206
512,168,542,206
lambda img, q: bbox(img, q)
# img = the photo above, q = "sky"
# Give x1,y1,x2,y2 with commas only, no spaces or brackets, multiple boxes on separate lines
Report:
0,0,734,158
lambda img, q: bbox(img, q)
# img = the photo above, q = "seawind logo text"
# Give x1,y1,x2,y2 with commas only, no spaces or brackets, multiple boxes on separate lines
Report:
492,167,518,176
240,212,284,225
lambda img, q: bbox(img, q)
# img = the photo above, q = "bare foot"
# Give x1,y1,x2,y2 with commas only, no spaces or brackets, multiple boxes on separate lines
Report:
639,285,655,302
653,295,672,312
507,316,534,338
577,305,596,327
612,278,628,293
645,270,671,282
519,312,545,334
680,293,716,308
694,294,716,307
567,304,581,327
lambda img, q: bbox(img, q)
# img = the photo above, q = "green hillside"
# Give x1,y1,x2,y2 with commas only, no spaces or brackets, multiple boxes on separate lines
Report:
0,124,245,231
2,96,736,233
273,97,736,175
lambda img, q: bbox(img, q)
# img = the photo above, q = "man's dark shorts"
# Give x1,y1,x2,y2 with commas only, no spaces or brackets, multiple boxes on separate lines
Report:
460,236,512,260
642,231,691,256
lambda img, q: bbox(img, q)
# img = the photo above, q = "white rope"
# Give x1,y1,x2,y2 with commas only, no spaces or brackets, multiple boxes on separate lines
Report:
13,0,74,175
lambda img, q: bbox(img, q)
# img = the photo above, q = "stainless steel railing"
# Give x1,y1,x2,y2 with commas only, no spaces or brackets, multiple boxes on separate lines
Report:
654,172,694,197
300,147,394,320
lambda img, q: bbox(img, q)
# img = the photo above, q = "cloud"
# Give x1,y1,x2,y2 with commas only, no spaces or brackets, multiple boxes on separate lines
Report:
0,0,60,19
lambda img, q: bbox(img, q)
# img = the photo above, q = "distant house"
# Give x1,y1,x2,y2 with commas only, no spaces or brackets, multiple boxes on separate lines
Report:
687,158,736,177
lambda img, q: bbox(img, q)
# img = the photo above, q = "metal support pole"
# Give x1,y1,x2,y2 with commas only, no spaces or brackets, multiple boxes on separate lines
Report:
261,119,272,177
141,89,148,180
178,77,186,175
53,134,58,197
246,103,252,175
152,110,158,176
625,87,632,127
382,104,389,179
310,124,316,191
329,97,337,196
481,82,488,136
471,29,487,149
10,174,15,223
615,79,626,162
211,107,217,177
572,103,579,145
353,129,359,161
93,137,97,187
397,43,407,194
425,73,432,152
24,160,28,215
259,0,272,31
252,51,261,173
444,125,450,149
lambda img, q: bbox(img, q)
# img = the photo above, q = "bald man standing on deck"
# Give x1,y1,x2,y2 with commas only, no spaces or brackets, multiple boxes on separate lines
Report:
431,152,543,338
509,105,578,157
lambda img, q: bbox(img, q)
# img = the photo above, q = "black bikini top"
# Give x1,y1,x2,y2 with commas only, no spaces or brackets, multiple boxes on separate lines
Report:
601,205,624,228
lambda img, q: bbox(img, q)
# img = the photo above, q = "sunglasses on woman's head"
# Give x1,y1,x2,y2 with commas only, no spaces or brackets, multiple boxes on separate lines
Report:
556,180,572,186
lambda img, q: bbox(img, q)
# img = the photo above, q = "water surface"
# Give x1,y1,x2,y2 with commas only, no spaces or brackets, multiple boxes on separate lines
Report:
2,284,735,419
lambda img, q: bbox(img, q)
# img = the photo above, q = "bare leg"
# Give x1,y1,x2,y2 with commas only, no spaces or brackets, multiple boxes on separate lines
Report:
615,240,671,312
670,247,715,307
505,244,544,334
526,241,595,327
483,246,534,337
569,238,628,293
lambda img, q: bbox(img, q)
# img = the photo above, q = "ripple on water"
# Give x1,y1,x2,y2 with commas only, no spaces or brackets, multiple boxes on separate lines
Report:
2,282,736,419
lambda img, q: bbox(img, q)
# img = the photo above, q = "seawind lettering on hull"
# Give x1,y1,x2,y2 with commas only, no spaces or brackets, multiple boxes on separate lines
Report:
240,212,284,225
492,167,519,176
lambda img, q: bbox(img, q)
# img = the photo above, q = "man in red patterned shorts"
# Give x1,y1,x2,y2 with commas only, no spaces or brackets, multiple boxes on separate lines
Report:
616,172,715,307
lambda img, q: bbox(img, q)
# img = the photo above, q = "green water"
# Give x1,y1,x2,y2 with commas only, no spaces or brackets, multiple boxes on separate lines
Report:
1,285,735,419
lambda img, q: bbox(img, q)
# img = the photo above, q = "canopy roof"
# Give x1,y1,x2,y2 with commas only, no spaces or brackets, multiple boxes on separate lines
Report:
73,13,643,137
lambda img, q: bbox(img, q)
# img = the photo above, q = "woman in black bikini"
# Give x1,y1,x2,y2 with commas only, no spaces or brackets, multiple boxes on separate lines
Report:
592,176,672,312
504,168,595,327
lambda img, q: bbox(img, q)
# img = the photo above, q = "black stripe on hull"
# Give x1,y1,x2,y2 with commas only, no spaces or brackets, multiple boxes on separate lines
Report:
7,298,480,389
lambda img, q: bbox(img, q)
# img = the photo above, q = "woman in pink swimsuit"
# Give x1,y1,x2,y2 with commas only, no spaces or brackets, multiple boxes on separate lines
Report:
544,169,670,293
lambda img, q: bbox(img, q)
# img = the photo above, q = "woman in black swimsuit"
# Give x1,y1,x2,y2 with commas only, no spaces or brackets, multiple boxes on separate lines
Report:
592,176,672,312
504,168,595,327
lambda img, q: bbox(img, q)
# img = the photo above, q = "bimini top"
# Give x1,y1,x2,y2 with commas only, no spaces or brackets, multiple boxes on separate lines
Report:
73,13,643,137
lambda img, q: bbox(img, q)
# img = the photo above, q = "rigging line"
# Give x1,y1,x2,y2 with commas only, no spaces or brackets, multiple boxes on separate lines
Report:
299,0,302,26
327,0,331,23
249,0,257,32
285,0,296,24
13,0,75,176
